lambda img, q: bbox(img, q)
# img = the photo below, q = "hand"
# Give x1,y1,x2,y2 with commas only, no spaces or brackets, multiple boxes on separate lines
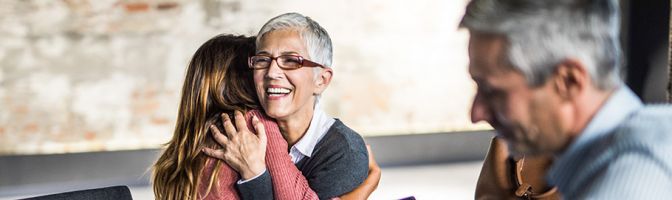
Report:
339,145,382,200
365,145,382,191
202,110,268,180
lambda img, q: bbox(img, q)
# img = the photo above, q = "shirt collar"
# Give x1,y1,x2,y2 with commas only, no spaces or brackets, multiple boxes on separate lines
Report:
548,86,643,188
291,101,336,161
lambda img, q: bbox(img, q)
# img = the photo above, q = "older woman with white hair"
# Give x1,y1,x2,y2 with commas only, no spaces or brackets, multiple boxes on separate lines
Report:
202,13,377,200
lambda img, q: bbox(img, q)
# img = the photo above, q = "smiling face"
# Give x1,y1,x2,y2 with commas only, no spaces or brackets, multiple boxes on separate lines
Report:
253,29,332,122
468,33,570,156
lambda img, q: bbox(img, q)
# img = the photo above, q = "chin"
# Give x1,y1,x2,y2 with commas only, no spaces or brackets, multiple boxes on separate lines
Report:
505,139,533,155
509,142,551,157
263,107,287,119
265,112,282,119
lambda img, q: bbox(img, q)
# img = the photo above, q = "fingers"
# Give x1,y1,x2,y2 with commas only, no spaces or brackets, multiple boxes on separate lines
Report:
210,125,229,146
252,115,267,144
363,144,382,191
201,147,226,160
234,110,248,132
365,144,380,169
221,113,237,139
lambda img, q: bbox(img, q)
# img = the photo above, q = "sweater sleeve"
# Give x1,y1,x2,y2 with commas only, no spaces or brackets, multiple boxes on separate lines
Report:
247,110,319,200
237,170,274,200
302,124,369,200
197,153,240,200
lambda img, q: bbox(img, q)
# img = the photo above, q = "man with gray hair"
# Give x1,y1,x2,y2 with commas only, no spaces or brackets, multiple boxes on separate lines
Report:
462,0,672,198
204,13,372,199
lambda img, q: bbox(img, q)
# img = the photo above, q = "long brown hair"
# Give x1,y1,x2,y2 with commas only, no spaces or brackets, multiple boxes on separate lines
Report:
152,34,258,200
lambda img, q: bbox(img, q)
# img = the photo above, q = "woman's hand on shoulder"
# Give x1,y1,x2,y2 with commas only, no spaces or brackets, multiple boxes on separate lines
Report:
202,110,268,180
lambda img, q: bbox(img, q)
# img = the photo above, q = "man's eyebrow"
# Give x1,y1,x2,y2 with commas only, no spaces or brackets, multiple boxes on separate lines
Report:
470,59,489,71
468,64,484,79
256,51,270,55
469,73,490,87
472,76,485,85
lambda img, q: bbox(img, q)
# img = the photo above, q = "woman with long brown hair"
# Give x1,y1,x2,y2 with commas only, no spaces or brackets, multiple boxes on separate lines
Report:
152,34,379,200
152,35,259,199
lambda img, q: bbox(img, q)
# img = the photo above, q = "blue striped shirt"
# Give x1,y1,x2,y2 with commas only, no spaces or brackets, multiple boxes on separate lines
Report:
547,87,672,199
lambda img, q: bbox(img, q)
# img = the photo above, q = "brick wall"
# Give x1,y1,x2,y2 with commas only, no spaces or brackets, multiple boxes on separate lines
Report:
0,0,485,155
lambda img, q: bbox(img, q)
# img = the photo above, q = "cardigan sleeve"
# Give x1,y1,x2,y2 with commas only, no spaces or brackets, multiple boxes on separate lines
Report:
299,121,369,199
239,110,319,200
237,169,274,200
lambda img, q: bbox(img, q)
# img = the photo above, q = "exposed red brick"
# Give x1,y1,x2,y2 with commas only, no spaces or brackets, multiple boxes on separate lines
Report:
84,131,96,140
151,117,170,125
133,99,160,115
124,2,150,12
157,2,179,10
24,123,39,133
14,105,29,114
132,90,141,99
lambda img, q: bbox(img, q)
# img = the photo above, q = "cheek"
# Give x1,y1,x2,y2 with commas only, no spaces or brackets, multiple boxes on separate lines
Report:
530,89,560,123
501,91,531,123
253,71,264,83
253,73,265,95
528,89,567,147
287,71,316,93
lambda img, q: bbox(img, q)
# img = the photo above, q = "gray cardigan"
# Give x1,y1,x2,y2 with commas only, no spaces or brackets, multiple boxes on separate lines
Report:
238,119,369,200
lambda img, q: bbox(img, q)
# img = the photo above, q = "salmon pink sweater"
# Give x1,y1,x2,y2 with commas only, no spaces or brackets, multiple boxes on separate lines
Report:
197,110,319,200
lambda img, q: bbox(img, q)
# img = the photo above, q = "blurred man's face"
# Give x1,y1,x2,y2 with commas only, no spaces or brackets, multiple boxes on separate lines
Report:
468,33,569,156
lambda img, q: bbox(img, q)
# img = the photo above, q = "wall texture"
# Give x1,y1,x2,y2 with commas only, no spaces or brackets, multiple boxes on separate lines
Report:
0,0,485,155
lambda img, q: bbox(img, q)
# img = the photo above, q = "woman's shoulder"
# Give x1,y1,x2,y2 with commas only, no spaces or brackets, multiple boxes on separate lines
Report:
302,120,368,198
245,109,270,121
316,119,367,158
244,109,280,131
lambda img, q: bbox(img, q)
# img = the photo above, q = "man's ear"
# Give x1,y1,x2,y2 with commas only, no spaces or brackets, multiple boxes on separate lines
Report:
552,58,589,101
314,68,333,95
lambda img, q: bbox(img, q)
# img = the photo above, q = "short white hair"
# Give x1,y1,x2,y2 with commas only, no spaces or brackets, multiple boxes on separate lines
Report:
256,12,333,68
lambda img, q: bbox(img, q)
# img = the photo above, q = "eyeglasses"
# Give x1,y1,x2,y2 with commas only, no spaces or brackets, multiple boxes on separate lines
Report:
248,55,326,70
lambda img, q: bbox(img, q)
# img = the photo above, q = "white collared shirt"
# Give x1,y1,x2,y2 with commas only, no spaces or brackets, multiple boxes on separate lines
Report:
289,101,336,163
239,101,335,184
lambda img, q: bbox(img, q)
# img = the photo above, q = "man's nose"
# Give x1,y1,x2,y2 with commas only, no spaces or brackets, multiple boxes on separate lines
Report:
470,92,491,123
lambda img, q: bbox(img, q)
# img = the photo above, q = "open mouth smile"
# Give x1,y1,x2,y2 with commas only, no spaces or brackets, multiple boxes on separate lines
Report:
266,85,292,100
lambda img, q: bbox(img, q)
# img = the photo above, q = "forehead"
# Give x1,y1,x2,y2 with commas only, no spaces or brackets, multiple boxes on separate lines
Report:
257,29,309,56
467,33,511,79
